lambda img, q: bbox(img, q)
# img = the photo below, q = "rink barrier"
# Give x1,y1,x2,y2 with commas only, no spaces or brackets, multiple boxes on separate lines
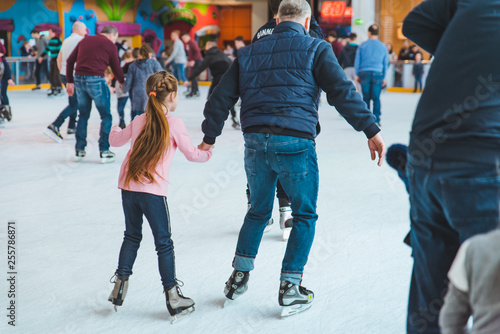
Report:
7,81,213,91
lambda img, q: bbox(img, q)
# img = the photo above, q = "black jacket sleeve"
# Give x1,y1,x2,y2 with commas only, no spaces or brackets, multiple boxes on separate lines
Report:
313,42,379,139
201,59,240,144
402,0,458,55
188,55,212,81
309,15,324,39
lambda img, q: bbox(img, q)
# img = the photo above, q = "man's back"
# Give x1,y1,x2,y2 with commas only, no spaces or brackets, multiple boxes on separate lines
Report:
355,39,388,74
404,0,500,162
61,33,83,76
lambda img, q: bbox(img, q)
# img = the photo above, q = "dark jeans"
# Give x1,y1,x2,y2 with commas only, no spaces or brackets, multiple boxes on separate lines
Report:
34,59,49,86
74,75,112,151
49,58,62,90
234,133,319,285
188,60,202,93
406,154,500,334
131,110,143,121
359,71,384,123
116,190,176,289
414,77,423,92
1,60,11,105
172,63,186,82
117,96,128,123
52,75,77,129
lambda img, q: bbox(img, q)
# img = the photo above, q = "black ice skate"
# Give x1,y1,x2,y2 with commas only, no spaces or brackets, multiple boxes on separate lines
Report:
100,150,115,164
279,281,314,317
43,124,63,143
67,127,76,135
0,105,12,121
224,270,250,307
165,283,195,324
108,275,129,312
280,206,293,241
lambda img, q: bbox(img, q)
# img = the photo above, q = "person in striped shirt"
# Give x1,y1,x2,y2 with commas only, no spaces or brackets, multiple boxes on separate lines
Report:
39,28,63,96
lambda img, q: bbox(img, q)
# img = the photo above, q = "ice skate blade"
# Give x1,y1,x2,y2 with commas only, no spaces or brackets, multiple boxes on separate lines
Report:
171,307,194,324
114,305,117,312
43,129,63,143
283,227,292,241
101,157,115,164
281,303,312,318
223,298,234,308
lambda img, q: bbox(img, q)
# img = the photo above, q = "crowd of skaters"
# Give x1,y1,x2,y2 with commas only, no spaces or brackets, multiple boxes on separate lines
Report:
0,0,500,331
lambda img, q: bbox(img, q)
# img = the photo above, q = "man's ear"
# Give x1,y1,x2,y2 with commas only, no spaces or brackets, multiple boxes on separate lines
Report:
276,17,280,25
305,16,311,32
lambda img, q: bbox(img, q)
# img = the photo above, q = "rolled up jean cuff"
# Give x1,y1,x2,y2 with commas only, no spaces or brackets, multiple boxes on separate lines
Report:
233,254,255,272
280,272,303,286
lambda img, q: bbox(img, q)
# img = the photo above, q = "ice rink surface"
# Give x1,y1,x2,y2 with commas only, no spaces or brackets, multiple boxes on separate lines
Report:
1,87,420,333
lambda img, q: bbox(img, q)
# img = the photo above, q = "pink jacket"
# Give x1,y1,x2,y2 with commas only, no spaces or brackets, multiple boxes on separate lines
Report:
109,113,212,197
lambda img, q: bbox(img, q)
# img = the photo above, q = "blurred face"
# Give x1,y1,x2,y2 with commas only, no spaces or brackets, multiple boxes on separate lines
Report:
415,53,422,61
49,30,56,39
235,40,244,49
403,40,410,48
171,32,179,41
181,35,190,43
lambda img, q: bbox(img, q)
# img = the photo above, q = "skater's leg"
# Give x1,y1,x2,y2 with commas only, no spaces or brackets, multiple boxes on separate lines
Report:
117,96,128,124
0,77,9,106
34,61,41,86
370,72,384,124
116,190,144,277
89,78,112,151
74,76,92,151
141,194,176,289
190,60,201,94
359,72,372,112
268,137,318,285
233,133,278,272
53,75,78,128
276,180,290,204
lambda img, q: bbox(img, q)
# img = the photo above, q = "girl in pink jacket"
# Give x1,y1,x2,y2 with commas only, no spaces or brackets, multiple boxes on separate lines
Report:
107,71,211,323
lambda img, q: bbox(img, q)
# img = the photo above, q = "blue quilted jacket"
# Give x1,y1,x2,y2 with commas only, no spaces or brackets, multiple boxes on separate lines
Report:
202,21,379,144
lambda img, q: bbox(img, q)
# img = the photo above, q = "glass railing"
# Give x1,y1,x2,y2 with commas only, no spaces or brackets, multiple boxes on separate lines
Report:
6,57,50,86
385,60,432,89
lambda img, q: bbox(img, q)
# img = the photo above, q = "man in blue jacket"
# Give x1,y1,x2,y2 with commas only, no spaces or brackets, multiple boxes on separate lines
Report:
199,0,385,316
403,1,500,333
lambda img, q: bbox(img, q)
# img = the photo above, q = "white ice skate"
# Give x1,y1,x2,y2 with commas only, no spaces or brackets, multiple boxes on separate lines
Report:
100,150,115,164
279,281,314,318
108,275,129,312
280,206,293,241
166,284,195,324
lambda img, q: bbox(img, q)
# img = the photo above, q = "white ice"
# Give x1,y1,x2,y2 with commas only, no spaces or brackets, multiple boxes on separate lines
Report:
0,87,418,333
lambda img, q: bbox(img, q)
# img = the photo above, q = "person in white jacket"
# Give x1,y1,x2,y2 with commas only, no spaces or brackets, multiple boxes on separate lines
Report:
164,30,187,82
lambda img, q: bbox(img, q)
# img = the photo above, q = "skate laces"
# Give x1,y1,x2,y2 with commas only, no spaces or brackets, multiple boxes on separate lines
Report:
109,274,117,283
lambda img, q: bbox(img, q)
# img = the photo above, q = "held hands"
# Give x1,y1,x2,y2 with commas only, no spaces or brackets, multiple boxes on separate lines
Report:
198,141,214,151
38,57,43,64
66,83,75,96
368,132,386,167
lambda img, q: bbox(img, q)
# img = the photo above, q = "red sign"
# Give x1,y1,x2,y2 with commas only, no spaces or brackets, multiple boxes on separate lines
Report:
320,1,353,19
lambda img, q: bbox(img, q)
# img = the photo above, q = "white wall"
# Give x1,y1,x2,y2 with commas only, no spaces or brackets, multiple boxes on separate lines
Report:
350,0,376,43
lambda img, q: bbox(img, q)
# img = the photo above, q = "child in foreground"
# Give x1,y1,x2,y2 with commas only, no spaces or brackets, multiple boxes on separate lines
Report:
107,71,212,323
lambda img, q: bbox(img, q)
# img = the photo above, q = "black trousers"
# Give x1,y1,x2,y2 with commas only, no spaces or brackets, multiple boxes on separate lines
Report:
49,58,62,90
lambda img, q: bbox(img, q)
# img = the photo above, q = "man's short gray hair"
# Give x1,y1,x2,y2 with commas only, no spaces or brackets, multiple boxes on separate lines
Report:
101,25,118,35
278,0,312,21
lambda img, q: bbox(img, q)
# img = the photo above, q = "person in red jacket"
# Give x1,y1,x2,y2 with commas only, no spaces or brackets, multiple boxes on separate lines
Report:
181,33,203,98
66,25,124,163
326,30,343,59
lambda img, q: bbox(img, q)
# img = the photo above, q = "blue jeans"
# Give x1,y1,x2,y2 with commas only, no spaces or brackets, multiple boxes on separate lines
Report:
406,155,500,334
53,75,77,129
359,71,384,123
414,77,423,92
116,190,176,289
172,63,186,82
234,133,319,285
117,96,128,123
131,110,143,121
74,75,112,151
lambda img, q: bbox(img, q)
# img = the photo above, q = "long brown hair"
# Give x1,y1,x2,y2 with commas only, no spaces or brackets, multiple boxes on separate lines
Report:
124,71,178,187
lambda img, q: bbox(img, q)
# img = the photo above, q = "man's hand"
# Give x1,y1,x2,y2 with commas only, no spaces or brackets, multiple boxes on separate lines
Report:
7,79,15,87
183,81,189,87
355,76,360,84
187,60,195,67
38,57,43,64
368,132,385,166
382,79,386,87
164,60,170,66
66,83,75,96
119,82,124,92
198,142,214,151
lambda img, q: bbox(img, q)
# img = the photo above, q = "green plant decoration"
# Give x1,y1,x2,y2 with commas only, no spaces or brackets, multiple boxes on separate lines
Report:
152,0,175,12
97,0,135,21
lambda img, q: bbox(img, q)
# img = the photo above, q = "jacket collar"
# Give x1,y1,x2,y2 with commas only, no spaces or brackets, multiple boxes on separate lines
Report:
273,21,309,36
